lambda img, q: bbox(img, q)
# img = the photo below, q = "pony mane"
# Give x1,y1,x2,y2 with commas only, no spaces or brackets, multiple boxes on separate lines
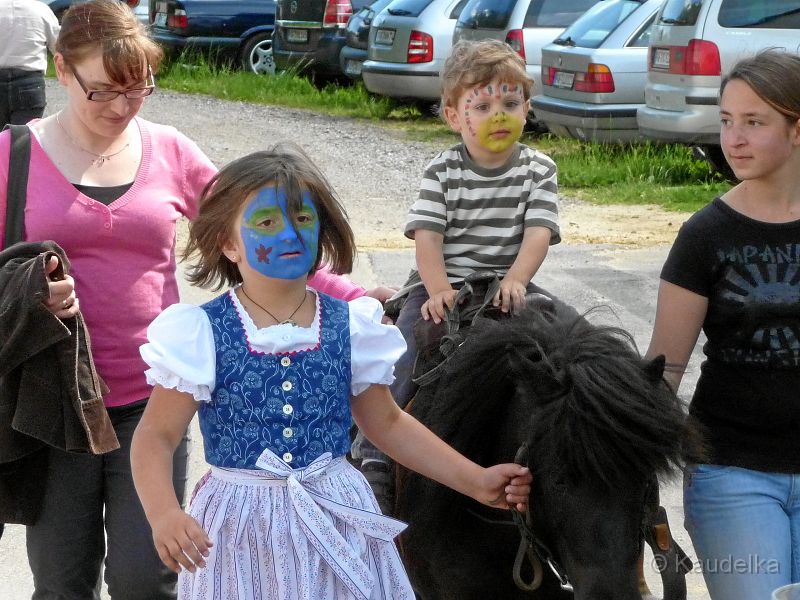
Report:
420,307,695,492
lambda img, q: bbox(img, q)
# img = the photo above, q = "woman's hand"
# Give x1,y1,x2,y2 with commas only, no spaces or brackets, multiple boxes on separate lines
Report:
476,464,532,511
43,256,80,319
364,286,397,304
150,507,213,574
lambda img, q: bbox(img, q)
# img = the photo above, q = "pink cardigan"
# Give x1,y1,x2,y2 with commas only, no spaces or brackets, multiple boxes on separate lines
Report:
0,120,365,407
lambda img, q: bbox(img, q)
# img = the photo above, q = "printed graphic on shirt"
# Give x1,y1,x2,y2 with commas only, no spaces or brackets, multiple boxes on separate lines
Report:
711,252,800,368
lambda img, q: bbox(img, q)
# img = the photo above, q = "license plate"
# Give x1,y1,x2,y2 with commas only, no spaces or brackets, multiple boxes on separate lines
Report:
286,29,309,43
344,59,363,76
154,12,167,27
375,29,395,45
653,48,670,69
553,71,574,89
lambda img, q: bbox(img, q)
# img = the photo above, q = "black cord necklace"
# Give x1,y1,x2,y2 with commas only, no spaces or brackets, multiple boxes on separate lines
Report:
239,286,307,326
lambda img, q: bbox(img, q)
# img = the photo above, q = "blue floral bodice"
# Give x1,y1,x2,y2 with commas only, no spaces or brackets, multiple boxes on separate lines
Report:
198,291,352,469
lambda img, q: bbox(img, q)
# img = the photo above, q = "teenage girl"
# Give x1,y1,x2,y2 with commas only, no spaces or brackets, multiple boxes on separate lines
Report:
646,50,800,599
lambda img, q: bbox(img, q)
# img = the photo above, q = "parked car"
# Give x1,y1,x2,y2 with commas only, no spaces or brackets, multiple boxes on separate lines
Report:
452,0,602,117
149,0,276,75
43,0,148,24
637,0,800,170
361,0,470,101
273,0,372,78
340,0,393,79
531,0,661,143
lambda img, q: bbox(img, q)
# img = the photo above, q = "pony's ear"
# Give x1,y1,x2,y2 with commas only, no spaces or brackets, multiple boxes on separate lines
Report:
643,354,666,383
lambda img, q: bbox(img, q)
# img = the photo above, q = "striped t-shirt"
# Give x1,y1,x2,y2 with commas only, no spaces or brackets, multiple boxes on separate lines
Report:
399,143,560,293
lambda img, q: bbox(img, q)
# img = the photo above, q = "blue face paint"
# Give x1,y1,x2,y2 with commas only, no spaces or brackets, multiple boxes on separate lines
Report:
240,186,319,280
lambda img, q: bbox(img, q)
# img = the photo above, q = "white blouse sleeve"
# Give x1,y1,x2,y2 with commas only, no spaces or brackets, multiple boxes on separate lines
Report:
349,296,407,396
140,304,216,402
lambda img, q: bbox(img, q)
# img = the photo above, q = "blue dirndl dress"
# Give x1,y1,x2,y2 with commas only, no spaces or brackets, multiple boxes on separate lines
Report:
141,289,414,600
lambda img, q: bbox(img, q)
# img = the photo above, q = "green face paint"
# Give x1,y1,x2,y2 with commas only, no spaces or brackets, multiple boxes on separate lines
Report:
475,112,524,153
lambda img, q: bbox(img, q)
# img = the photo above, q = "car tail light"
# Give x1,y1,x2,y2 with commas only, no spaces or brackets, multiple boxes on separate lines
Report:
124,0,139,7
323,0,353,27
407,31,433,63
684,39,721,75
650,40,720,76
574,64,614,93
543,66,556,86
168,8,188,28
505,29,525,60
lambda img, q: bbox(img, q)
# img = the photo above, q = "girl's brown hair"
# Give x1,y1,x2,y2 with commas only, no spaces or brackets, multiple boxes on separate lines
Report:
720,50,800,123
57,0,163,85
184,144,356,290
440,39,533,115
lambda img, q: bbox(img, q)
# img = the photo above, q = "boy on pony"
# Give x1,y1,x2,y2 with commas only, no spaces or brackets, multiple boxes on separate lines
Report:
354,39,561,512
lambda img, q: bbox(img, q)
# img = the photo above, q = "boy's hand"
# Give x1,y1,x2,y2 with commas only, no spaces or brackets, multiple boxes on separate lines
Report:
421,289,458,324
476,464,532,511
494,278,527,314
150,507,213,574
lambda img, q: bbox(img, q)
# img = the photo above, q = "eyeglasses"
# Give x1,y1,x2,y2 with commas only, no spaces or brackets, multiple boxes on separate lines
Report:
70,64,156,102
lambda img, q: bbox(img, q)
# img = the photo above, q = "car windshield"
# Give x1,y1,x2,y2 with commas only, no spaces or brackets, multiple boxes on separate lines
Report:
385,0,434,17
457,0,517,29
659,0,703,25
524,0,601,28
554,0,644,48
718,0,800,27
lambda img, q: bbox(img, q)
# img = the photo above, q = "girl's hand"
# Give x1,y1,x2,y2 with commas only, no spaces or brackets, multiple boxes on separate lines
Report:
150,507,213,574
421,289,458,324
494,278,527,314
477,464,532,511
43,256,80,319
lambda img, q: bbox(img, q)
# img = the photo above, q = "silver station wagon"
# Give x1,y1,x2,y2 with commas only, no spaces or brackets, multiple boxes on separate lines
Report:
637,0,800,171
532,0,661,143
361,0,469,101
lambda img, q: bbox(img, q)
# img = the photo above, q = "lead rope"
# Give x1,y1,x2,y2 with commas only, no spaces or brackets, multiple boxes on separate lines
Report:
510,444,573,593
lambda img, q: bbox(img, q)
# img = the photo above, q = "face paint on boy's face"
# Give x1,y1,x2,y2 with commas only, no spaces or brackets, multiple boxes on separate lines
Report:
239,187,319,280
462,82,526,153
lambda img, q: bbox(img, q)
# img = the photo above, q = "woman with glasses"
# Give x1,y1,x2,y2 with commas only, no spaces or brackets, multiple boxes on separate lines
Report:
0,1,214,598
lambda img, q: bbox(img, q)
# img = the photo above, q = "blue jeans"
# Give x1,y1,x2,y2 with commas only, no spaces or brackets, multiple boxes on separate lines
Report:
684,464,800,599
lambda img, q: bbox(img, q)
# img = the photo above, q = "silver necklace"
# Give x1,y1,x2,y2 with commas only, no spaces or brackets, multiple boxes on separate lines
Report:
55,112,130,167
239,286,307,326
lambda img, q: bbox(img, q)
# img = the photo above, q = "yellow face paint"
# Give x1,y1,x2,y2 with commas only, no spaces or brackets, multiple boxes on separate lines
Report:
475,111,525,153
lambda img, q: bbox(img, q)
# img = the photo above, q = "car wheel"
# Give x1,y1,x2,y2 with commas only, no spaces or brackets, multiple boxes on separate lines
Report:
241,32,275,75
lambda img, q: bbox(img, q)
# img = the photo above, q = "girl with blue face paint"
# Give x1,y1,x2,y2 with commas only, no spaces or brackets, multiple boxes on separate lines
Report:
239,186,320,283
131,145,532,600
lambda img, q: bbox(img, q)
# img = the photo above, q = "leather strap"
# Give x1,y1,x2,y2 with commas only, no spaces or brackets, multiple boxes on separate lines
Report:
3,124,31,247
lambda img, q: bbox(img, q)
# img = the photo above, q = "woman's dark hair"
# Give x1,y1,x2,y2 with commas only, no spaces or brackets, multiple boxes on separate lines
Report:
720,50,800,123
57,0,163,85
184,144,356,290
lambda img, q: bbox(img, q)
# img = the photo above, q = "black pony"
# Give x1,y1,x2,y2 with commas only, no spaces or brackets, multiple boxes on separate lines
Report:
396,292,699,600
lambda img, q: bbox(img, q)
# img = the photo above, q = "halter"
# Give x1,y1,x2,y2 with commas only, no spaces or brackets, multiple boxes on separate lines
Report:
510,443,693,599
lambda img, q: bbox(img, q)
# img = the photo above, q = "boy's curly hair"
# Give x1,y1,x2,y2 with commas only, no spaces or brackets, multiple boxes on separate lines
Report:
440,39,533,116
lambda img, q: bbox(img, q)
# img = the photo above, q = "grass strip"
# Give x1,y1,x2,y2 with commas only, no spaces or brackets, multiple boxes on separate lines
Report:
154,58,731,212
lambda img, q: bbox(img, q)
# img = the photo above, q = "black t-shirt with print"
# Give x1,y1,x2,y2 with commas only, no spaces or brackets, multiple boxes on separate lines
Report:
661,198,800,473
